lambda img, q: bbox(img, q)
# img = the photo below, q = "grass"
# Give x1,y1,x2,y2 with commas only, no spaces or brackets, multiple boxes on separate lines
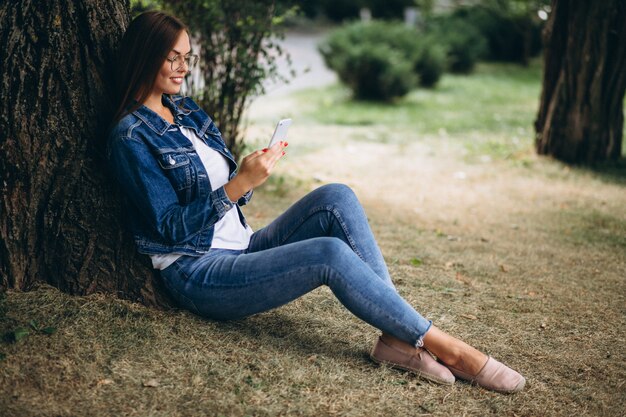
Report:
2,61,626,416
295,62,542,138
289,60,625,164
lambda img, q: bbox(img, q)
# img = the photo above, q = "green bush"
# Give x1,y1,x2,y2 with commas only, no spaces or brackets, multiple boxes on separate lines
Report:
427,15,488,73
277,0,414,21
455,5,543,64
414,40,446,88
342,45,416,100
319,21,445,100
321,21,418,58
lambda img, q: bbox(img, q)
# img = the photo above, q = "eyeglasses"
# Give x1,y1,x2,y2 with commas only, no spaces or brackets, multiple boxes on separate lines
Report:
166,54,199,71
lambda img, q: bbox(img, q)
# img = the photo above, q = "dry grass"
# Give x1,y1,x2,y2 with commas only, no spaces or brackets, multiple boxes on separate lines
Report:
2,65,626,416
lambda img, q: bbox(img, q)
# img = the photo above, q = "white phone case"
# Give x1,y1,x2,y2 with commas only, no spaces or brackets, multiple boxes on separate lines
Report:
269,118,292,148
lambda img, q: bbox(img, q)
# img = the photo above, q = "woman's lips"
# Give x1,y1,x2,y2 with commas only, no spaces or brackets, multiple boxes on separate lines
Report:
170,76,184,84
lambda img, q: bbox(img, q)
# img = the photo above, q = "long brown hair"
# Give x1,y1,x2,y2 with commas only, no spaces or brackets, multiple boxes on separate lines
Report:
112,11,187,123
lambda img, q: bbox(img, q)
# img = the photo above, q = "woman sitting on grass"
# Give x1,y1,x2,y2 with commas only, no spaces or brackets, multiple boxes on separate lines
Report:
107,10,525,394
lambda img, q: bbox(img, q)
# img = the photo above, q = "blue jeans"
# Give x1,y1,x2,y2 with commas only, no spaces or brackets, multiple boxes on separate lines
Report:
160,183,432,347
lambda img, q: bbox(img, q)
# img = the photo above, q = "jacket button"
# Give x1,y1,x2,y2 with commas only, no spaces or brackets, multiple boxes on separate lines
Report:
223,147,228,152
168,157,176,165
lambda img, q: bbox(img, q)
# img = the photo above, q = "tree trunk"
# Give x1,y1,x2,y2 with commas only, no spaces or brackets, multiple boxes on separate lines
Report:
0,0,174,307
535,0,626,164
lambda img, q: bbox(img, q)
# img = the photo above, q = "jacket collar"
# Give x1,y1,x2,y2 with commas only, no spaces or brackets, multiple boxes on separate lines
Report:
131,95,191,135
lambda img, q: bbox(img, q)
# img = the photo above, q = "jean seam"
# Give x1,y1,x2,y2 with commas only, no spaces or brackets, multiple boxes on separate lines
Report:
185,265,317,290
275,207,323,247
274,205,366,263
329,206,364,261
323,263,429,343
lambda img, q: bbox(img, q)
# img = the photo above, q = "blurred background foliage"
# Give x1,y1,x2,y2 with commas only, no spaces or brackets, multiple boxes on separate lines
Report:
316,0,549,100
130,0,292,157
129,0,551,140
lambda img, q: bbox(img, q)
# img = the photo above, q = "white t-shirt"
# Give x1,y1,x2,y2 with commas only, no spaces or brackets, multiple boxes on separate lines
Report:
150,126,253,269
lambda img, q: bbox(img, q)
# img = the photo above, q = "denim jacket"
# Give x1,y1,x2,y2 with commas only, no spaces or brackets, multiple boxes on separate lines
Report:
107,95,252,255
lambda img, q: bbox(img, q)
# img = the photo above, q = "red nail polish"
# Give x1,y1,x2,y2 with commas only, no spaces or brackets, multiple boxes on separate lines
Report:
262,148,268,153
282,151,286,156
284,142,289,147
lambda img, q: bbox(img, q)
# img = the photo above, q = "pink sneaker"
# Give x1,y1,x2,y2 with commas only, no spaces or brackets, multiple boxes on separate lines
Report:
446,357,526,394
370,334,455,385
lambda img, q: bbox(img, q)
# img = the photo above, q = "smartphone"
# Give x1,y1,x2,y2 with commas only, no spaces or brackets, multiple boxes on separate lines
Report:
268,118,292,148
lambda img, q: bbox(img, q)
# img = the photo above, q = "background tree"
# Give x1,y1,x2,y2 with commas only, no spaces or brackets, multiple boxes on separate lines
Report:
448,0,548,66
162,0,286,158
0,0,173,307
1,0,289,306
535,0,626,164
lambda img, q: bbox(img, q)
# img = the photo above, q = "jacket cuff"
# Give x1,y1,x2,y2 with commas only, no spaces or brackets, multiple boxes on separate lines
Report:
237,189,253,206
210,186,235,218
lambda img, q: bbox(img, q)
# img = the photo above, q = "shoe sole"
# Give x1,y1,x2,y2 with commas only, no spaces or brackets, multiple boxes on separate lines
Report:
370,354,455,385
489,378,526,394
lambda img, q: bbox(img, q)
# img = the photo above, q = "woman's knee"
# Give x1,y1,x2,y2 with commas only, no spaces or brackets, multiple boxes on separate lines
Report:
314,237,354,264
315,183,360,209
313,237,377,289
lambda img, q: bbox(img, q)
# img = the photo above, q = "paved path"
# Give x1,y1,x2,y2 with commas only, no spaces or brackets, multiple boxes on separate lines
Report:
245,29,337,122
260,29,337,97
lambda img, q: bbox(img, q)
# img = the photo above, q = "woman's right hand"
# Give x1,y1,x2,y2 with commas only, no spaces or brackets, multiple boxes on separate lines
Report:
224,141,287,202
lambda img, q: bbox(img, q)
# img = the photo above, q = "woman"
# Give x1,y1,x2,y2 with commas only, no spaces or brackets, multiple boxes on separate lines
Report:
108,10,525,394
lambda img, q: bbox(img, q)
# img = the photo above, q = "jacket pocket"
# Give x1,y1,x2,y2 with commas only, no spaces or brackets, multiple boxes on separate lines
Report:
158,151,189,171
156,151,196,202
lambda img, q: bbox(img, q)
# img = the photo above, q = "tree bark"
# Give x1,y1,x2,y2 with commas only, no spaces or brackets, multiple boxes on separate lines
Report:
0,0,174,307
535,0,626,164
